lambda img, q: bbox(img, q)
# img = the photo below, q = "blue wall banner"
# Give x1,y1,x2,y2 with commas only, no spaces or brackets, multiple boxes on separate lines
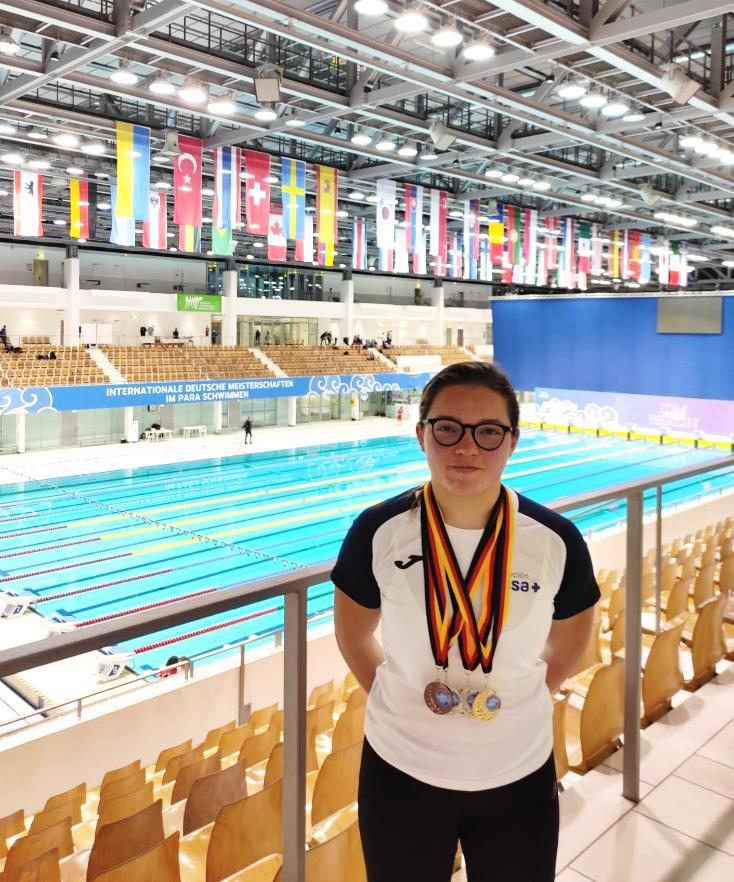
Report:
0,372,437,415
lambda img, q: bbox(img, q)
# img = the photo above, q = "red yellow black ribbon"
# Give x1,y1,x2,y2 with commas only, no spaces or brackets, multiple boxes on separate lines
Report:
420,483,514,674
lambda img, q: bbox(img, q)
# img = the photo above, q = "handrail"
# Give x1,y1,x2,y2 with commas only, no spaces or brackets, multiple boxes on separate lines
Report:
1,455,733,882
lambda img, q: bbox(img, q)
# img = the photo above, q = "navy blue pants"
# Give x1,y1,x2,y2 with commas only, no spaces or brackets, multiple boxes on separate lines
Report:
358,739,559,882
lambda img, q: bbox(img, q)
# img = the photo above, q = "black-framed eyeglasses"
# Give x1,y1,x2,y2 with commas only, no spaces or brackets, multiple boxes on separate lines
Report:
421,417,515,451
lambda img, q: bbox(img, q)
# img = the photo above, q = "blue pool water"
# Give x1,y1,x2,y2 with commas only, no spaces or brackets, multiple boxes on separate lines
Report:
0,432,730,672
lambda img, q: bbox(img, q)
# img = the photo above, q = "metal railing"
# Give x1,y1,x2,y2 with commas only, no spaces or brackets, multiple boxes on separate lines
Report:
0,455,733,879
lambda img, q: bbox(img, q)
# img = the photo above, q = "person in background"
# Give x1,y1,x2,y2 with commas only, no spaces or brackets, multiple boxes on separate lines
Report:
172,328,179,339
264,331,271,345
255,329,262,345
158,656,179,678
332,361,599,882
0,325,9,351
243,417,253,444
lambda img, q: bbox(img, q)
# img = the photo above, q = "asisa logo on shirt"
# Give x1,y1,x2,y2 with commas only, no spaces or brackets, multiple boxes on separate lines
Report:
511,571,541,593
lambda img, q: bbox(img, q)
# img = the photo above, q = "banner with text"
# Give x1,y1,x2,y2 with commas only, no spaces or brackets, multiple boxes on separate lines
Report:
177,293,222,312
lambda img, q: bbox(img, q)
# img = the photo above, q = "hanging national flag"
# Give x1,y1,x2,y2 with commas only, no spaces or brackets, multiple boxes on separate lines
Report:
535,237,547,287
316,165,338,258
178,225,201,253
352,217,367,270
463,199,480,280
268,212,287,261
173,134,203,227
429,189,447,265
404,184,423,253
591,223,602,275
413,228,427,275
213,146,241,229
449,233,463,279
524,209,539,285
621,230,630,279
658,242,670,284
115,122,150,221
280,158,306,241
506,205,522,266
142,190,167,249
295,213,314,263
669,241,684,286
479,237,491,281
13,170,43,237
317,241,335,267
545,216,559,270
376,179,396,252
612,228,621,279
69,178,95,240
109,184,134,247
577,220,592,276
489,205,504,266
559,218,574,288
243,150,271,235
679,242,688,287
639,233,652,284
212,226,234,256
394,228,409,274
628,230,641,280
378,248,394,272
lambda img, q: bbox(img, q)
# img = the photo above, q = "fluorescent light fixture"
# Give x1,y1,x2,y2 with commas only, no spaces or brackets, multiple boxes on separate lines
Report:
336,209,348,217
557,80,586,100
1,152,24,165
580,91,607,109
711,225,734,237
532,180,551,191
449,209,462,218
154,181,171,189
517,176,535,187
354,0,388,14
601,101,630,118
208,92,237,115
201,187,215,196
66,166,83,175
179,76,208,105
28,158,50,169
52,132,79,148
462,40,495,61
110,65,138,86
149,74,176,96
432,26,463,49
28,129,48,140
348,190,365,200
420,149,438,161
94,171,108,178
484,168,502,179
351,132,372,146
397,144,418,157
394,6,429,33
53,218,66,226
375,138,396,152
81,140,106,155
97,202,111,210
581,193,598,202
254,103,278,121
366,194,379,203
264,175,279,183
285,116,305,127
501,172,519,183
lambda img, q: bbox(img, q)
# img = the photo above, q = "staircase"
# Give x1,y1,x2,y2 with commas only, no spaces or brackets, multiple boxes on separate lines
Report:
251,347,287,377
87,347,125,383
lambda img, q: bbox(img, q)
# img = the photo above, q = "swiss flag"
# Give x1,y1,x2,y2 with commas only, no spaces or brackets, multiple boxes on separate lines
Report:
267,212,287,261
244,150,271,235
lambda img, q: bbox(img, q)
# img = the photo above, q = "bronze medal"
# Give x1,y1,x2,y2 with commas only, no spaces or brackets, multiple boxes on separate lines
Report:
423,681,454,715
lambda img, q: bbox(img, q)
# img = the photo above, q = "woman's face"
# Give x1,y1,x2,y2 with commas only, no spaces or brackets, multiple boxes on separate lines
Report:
416,383,519,504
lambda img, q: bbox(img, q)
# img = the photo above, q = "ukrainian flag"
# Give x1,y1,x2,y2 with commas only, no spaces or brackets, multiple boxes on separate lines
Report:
280,157,305,241
116,121,151,221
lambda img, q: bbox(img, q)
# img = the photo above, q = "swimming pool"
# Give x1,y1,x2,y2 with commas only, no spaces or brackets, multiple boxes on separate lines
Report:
0,432,730,672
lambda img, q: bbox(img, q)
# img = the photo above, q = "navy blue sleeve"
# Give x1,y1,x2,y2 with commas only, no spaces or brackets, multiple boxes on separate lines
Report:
553,523,600,620
330,512,381,609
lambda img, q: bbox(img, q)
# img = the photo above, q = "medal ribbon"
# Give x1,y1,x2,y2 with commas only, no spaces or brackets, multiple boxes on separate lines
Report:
420,482,514,674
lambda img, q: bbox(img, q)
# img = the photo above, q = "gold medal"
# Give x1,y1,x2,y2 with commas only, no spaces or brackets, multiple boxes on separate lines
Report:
424,681,454,715
472,688,502,722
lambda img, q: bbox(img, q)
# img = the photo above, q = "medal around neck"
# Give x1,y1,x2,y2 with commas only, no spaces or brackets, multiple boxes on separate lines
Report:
420,483,515,722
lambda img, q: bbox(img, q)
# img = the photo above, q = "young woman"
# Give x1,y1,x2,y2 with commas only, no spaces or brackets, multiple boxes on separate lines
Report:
332,361,599,882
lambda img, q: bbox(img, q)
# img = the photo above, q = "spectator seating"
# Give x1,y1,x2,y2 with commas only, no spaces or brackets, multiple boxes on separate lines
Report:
264,345,394,377
101,346,274,383
0,347,108,387
382,345,474,367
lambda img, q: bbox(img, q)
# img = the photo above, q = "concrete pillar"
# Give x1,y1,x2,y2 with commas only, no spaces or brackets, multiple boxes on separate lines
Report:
213,400,223,433
350,394,360,421
341,269,355,340
16,412,26,453
222,259,238,346
287,396,297,426
124,407,136,443
431,279,445,345
62,244,80,347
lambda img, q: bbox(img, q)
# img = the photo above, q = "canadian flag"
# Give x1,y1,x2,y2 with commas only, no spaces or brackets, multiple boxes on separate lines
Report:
267,212,287,261
244,150,271,235
143,190,167,249
14,170,43,237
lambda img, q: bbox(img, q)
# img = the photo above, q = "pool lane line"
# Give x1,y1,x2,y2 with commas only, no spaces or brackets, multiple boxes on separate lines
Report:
76,586,222,626
0,551,133,582
33,567,175,603
0,524,69,539
0,536,101,559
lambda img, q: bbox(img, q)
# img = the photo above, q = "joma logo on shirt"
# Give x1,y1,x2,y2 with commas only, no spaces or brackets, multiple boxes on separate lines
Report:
394,554,423,570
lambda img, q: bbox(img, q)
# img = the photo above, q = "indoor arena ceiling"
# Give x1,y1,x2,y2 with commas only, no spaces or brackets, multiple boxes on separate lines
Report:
0,0,733,281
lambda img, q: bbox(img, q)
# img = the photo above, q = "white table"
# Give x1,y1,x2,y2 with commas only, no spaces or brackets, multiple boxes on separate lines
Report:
182,425,207,438
143,428,173,442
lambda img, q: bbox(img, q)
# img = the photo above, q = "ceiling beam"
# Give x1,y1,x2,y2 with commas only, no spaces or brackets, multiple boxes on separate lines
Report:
590,0,734,43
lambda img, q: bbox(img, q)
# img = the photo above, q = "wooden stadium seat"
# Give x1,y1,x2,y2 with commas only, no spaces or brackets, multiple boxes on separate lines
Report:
552,692,571,782
237,727,280,770
641,620,685,727
202,722,235,753
306,702,334,738
182,761,247,836
0,847,60,882
28,801,79,836
0,810,25,860
212,854,282,882
43,784,85,816
342,672,359,698
154,741,193,775
565,659,625,774
86,800,164,882
99,769,146,804
275,820,366,882
205,783,282,882
262,743,284,790
4,820,73,872
218,723,254,761
163,747,204,785
681,594,727,690
100,761,141,790
171,752,221,805
93,832,180,882
307,681,334,709
692,563,716,608
345,689,366,711
331,706,365,753
718,555,734,593
310,741,363,829
267,711,283,739
97,782,154,829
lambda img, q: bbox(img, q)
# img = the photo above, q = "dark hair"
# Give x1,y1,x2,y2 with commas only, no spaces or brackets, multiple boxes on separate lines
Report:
166,656,179,665
418,361,519,431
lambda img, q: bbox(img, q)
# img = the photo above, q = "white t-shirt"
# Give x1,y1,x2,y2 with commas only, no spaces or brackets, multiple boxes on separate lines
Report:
331,486,599,791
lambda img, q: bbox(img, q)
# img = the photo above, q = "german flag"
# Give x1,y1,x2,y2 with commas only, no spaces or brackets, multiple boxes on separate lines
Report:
69,179,96,239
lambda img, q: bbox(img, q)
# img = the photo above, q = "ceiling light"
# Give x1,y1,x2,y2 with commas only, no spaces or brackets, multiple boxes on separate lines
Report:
66,166,83,175
52,132,79,148
201,187,215,196
28,129,48,140
28,158,50,170
375,138,396,152
484,168,502,179
366,194,379,203
605,198,623,208
622,112,645,123
557,80,587,100
719,150,734,165
601,101,630,118
94,171,108,178
660,63,701,105
336,209,348,218
581,193,598,202
462,40,495,62
532,180,551,191
354,0,388,14
97,202,111,210
81,140,106,155
348,190,365,200
149,74,176,96
432,25,463,49
517,176,535,187
580,91,607,109
264,175,279,183
53,218,66,226
711,225,734,237
722,259,734,267
208,92,237,115
0,188,7,196
179,76,207,105
397,144,418,157
680,133,703,149
448,209,462,218
394,6,429,33
254,103,278,121
0,33,20,55
1,152,23,165
501,172,519,183
0,122,16,135
351,132,372,146
694,140,717,156
420,149,437,161
110,65,138,86
285,116,305,127
154,181,171,189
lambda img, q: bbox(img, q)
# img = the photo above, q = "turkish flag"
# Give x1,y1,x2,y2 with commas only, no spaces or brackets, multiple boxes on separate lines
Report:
267,212,287,261
244,150,271,235
173,134,203,226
